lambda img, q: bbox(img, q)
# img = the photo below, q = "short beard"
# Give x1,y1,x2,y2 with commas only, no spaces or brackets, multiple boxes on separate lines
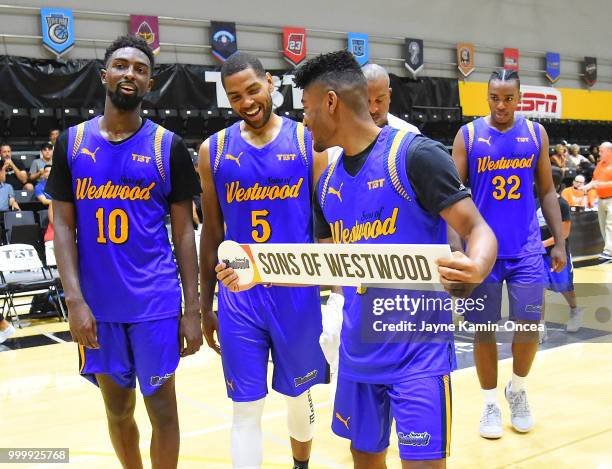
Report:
107,88,144,111
243,97,273,129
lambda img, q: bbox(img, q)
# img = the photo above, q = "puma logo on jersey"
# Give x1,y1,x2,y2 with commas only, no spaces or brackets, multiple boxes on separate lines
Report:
225,152,243,167
335,412,351,430
80,147,100,163
478,137,491,146
328,183,343,202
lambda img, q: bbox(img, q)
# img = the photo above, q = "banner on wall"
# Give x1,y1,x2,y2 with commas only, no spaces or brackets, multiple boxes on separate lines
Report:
282,27,307,67
516,85,562,119
545,52,560,84
347,32,369,66
456,42,475,78
40,7,75,58
130,15,160,55
584,57,597,87
210,21,237,62
404,38,424,78
503,48,519,71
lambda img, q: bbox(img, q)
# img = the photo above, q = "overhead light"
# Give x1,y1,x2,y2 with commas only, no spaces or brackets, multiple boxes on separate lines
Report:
64,109,69,114
165,110,170,115
186,110,192,115
12,109,18,114
207,111,212,115
39,109,44,114
88,109,94,114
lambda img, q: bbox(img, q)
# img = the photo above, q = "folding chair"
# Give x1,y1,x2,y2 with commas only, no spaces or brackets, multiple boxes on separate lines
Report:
3,211,35,244
0,244,67,326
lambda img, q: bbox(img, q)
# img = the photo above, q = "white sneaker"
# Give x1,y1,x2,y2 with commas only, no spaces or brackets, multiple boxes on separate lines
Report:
505,382,533,433
479,402,503,439
566,308,583,332
538,323,548,344
0,323,16,344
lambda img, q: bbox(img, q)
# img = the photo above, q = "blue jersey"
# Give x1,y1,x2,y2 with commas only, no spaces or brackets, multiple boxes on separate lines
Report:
462,116,544,258
67,117,181,323
210,117,314,244
318,126,455,384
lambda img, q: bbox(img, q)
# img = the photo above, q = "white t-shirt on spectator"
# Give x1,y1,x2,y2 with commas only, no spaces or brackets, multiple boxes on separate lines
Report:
327,113,420,164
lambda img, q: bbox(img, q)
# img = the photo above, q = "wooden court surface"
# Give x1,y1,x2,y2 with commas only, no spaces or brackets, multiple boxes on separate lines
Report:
1,262,612,468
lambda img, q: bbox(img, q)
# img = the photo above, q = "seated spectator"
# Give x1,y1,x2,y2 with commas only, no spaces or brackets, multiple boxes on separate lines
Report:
0,165,21,211
588,144,599,164
34,165,52,206
550,144,568,169
569,144,589,168
1,142,33,191
44,201,54,242
29,142,54,186
561,175,598,208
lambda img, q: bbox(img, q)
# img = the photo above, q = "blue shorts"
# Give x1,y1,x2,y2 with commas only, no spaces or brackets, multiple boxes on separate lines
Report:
78,317,180,397
544,253,574,293
332,375,452,461
464,255,546,323
218,284,328,401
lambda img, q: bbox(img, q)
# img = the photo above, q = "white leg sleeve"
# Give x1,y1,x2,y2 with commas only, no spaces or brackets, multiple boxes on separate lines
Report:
231,398,265,469
286,390,315,443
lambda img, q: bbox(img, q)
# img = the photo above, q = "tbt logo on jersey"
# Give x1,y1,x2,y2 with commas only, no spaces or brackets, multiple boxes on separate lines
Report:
367,178,384,190
225,152,243,167
132,153,151,164
80,147,100,163
328,183,343,202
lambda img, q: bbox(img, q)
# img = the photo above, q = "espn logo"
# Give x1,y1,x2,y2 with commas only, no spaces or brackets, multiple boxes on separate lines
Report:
516,86,562,119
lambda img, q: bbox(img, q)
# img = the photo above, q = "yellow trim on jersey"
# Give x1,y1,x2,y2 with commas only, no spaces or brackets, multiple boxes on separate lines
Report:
444,374,452,456
525,119,540,153
72,122,86,160
78,344,86,373
320,157,339,208
154,125,167,182
466,121,475,155
296,123,309,167
387,130,411,201
213,128,227,175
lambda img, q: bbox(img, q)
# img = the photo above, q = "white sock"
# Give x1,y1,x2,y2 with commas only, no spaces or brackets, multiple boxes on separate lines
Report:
231,399,265,468
511,373,526,393
482,388,498,405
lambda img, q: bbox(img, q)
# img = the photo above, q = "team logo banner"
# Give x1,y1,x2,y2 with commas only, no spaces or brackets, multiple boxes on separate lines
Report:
218,240,451,288
211,21,237,62
545,52,560,83
503,47,519,71
456,42,475,77
40,8,74,58
283,27,307,67
584,57,597,87
404,38,424,78
516,85,562,119
347,32,369,66
130,15,160,55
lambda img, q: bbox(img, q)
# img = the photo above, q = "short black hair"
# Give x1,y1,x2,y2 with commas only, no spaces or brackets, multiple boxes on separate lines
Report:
40,142,53,151
293,50,366,90
220,52,266,85
0,142,10,149
104,35,155,70
489,68,520,89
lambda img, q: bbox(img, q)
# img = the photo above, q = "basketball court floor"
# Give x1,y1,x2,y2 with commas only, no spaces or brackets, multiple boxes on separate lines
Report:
1,261,611,468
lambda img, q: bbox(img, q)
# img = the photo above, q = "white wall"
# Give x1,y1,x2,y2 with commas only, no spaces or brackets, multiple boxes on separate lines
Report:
1,0,611,89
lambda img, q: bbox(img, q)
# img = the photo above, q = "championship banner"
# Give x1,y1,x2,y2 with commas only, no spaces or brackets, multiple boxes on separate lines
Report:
545,52,560,84
130,15,160,55
457,42,475,78
347,32,369,66
516,85,562,119
218,240,451,287
584,57,597,87
404,38,424,78
282,27,307,67
503,47,519,71
210,21,237,62
40,7,74,58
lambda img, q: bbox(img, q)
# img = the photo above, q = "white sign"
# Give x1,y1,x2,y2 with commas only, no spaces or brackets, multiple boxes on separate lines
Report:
517,85,562,119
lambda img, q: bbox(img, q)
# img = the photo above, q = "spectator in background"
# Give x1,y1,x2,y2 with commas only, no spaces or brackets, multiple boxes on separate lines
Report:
550,144,568,169
34,165,52,206
1,143,33,191
0,313,15,344
588,144,599,164
49,128,60,146
0,165,21,211
584,141,612,260
568,144,589,168
561,174,598,208
29,142,54,186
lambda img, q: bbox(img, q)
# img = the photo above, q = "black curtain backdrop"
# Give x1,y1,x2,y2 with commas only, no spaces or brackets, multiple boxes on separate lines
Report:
0,55,460,112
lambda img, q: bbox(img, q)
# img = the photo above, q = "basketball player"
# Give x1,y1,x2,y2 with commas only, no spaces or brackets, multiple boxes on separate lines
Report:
46,35,202,469
199,52,329,469
449,69,566,439
286,50,496,468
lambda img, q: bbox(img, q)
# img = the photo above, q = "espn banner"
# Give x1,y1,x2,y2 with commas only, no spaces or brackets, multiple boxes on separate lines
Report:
218,240,451,287
516,85,562,119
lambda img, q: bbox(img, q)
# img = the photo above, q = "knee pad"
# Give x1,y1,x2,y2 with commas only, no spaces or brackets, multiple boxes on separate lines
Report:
232,398,265,468
286,390,315,442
